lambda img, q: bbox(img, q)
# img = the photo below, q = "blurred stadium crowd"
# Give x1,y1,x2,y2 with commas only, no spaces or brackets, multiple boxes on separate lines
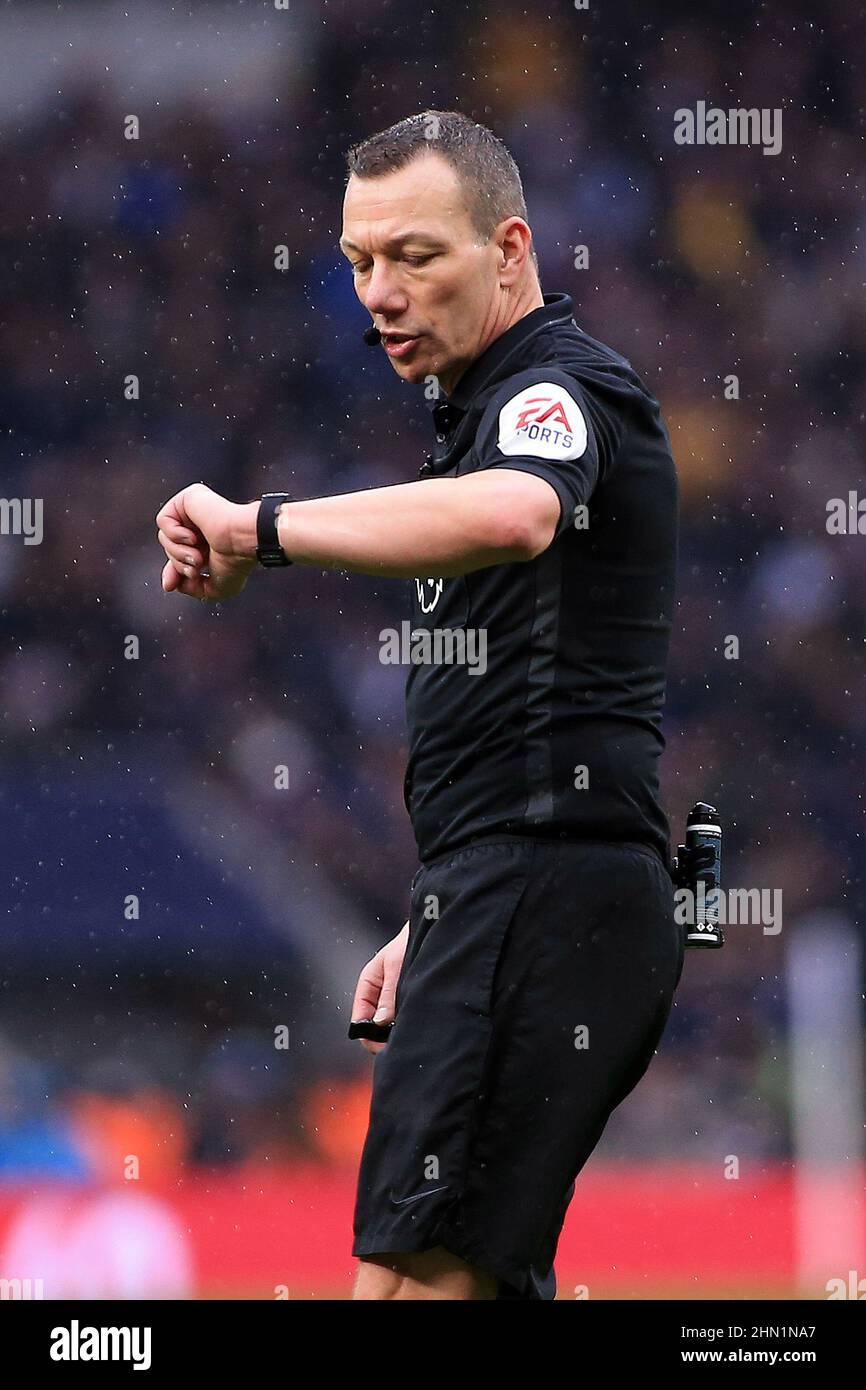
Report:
0,0,863,1185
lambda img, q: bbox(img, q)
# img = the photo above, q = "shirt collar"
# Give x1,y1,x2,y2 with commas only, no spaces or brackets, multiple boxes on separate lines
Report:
434,291,576,418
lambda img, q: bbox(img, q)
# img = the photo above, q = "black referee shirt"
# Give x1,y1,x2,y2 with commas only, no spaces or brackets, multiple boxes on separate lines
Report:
403,291,678,865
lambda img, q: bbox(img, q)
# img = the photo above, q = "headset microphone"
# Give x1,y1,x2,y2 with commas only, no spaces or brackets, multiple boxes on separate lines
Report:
363,324,381,346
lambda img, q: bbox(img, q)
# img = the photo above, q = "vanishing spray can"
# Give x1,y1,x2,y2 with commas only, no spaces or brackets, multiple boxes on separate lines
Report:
682,802,724,948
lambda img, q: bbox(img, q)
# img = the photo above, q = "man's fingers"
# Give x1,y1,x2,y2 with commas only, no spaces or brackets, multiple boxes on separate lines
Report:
158,528,206,571
161,558,209,599
155,496,190,537
351,956,389,1053
157,517,202,546
350,922,410,1052
155,484,210,542
373,967,398,1023
161,558,180,592
351,953,384,1024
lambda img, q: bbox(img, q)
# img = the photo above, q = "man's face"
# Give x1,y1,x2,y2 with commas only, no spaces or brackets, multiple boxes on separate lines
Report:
340,151,502,393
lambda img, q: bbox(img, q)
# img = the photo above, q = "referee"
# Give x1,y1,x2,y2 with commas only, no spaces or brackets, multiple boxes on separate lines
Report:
156,110,684,1301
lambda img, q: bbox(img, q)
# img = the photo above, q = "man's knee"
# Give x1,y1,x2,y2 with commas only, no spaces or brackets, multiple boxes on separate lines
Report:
353,1245,499,1300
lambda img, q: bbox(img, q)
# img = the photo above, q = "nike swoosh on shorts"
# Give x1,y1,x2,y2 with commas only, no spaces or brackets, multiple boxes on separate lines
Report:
389,1185,450,1207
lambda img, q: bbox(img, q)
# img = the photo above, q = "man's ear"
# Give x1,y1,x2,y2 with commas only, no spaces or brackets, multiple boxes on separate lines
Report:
497,217,533,285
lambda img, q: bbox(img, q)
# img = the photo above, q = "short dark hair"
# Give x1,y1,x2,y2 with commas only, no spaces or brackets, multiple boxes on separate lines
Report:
346,110,538,269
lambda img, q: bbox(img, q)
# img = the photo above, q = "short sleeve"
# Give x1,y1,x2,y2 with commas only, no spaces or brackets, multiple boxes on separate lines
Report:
471,369,605,540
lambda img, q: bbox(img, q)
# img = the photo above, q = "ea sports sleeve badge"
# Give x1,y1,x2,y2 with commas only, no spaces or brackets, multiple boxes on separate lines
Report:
496,381,589,460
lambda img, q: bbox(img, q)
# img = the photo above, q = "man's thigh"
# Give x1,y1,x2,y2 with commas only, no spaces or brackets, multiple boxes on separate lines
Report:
353,1246,499,1300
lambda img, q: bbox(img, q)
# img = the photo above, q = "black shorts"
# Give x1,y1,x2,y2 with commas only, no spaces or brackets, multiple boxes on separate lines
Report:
351,835,684,1299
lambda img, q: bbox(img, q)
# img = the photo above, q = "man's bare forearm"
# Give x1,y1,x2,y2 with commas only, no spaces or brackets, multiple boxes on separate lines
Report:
234,469,559,578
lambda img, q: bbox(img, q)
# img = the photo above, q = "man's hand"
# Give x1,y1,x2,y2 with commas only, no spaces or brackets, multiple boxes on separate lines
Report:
156,483,259,602
350,920,410,1055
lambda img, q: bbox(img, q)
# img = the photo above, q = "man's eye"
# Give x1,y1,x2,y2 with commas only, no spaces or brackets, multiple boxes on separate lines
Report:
404,253,435,267
352,262,371,275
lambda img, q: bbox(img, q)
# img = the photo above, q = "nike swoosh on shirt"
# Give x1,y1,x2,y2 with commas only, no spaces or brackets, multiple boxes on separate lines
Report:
389,1185,450,1207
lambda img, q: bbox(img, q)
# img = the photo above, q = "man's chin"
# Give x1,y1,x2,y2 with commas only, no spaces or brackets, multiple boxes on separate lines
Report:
386,345,451,387
387,355,431,385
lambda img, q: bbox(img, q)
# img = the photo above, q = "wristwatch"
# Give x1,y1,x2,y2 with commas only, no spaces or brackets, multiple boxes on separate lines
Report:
256,492,294,566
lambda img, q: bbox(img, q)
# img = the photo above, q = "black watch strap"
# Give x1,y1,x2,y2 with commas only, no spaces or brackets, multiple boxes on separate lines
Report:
256,493,294,566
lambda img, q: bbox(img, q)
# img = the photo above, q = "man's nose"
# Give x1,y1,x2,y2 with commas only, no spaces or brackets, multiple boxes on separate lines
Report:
363,262,408,319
